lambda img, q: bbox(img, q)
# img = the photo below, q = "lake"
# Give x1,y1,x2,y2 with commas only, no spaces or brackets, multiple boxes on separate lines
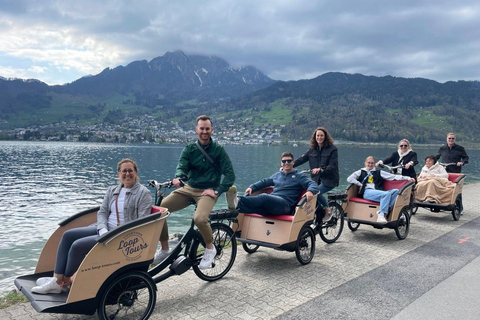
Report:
0,140,478,294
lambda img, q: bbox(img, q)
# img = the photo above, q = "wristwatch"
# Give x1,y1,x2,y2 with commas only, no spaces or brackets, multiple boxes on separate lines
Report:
214,190,219,196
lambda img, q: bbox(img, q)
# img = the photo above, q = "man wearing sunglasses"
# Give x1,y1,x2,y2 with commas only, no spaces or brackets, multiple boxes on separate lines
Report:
237,152,318,216
436,133,469,174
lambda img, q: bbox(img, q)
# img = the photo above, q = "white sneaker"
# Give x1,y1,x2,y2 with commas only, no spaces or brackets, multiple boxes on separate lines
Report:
376,212,387,223
225,186,238,210
36,277,56,286
31,277,62,294
199,246,217,270
153,249,171,264
322,208,333,222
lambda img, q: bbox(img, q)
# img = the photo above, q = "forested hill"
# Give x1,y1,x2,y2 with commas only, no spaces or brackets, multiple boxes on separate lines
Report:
220,72,480,143
1,51,480,144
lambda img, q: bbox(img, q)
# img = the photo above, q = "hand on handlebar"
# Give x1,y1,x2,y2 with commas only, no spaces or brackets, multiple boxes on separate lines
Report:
172,178,185,188
311,168,322,174
244,187,252,196
304,191,314,202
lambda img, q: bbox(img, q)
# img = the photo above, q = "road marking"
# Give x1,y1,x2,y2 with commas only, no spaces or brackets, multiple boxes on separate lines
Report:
458,237,470,243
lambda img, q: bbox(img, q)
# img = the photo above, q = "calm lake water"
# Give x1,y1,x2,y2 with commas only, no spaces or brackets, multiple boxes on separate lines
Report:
1,140,478,294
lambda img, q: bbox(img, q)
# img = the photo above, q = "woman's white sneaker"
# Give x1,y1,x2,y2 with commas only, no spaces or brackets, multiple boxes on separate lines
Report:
36,277,56,286
31,277,62,294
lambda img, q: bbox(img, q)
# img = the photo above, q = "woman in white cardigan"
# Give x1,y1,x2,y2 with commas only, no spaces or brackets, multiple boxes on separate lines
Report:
415,155,454,203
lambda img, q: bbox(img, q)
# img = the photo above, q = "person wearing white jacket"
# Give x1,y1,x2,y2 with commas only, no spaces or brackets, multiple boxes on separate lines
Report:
347,156,414,223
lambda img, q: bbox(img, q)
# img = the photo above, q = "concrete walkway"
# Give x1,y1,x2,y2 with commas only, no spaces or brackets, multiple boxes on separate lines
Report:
1,183,478,320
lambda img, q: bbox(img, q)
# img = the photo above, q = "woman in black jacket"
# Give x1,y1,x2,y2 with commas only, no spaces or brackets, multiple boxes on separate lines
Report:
376,139,418,179
294,127,339,222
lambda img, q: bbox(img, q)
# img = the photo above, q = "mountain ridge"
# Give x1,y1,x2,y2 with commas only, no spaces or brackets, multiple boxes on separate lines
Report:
1,51,480,143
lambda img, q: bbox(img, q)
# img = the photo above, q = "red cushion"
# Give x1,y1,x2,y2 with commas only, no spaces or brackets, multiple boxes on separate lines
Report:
349,197,379,205
244,213,294,221
151,206,164,214
448,173,463,183
383,179,408,191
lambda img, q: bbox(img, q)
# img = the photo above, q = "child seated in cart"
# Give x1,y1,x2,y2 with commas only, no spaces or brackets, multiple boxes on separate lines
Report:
347,156,414,223
237,152,318,215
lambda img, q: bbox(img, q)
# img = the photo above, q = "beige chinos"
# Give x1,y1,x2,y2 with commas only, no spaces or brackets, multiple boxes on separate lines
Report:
160,185,217,244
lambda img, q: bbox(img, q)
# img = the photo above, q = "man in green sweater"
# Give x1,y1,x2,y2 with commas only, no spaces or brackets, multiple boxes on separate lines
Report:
154,115,236,269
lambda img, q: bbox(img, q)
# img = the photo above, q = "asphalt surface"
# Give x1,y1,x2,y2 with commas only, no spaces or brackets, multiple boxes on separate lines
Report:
1,183,478,320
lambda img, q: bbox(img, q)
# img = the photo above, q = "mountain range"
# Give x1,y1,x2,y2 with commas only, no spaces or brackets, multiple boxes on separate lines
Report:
1,50,479,143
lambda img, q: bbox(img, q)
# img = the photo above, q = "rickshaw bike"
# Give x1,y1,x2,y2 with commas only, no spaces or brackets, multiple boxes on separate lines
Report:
14,178,238,320
233,170,345,265
343,165,415,240
411,162,466,221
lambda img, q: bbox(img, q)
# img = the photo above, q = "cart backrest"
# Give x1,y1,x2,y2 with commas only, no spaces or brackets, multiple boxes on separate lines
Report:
448,173,465,183
383,179,409,191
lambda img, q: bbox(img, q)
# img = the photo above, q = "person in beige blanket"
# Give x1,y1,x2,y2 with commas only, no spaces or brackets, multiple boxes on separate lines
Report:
415,155,455,204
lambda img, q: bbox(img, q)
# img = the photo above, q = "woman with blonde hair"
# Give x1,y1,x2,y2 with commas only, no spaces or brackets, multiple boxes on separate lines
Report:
348,156,414,223
376,139,418,179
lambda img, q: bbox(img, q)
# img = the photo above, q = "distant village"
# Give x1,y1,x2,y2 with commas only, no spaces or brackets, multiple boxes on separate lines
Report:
0,115,291,145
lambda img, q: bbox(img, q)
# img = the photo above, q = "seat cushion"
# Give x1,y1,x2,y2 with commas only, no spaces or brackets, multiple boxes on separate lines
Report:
383,179,408,191
349,196,379,206
448,173,463,183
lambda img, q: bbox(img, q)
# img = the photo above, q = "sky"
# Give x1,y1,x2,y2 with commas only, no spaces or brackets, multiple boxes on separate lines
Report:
1,0,480,85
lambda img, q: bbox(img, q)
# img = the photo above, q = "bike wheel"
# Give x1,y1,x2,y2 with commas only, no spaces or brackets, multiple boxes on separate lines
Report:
295,226,315,265
347,221,360,231
452,195,461,221
191,223,237,281
319,202,344,244
395,207,410,240
242,242,259,253
97,271,156,320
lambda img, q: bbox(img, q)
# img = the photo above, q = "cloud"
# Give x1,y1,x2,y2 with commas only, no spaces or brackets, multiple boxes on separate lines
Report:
1,0,480,84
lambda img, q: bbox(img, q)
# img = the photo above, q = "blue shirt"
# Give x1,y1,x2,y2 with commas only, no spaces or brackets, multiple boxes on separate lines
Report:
249,169,319,207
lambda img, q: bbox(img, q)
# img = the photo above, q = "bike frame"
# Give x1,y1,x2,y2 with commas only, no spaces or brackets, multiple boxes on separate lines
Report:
146,179,238,283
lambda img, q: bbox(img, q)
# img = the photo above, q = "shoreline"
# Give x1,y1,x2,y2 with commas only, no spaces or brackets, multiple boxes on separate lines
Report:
1,139,480,150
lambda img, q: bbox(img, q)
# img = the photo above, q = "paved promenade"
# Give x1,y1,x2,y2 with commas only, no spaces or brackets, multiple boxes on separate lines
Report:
1,183,479,320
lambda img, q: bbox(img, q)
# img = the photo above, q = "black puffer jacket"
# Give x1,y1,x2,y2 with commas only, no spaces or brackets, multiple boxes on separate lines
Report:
294,145,339,188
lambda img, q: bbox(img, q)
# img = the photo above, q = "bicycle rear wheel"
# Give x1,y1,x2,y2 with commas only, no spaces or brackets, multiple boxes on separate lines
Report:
97,271,156,320
190,223,237,281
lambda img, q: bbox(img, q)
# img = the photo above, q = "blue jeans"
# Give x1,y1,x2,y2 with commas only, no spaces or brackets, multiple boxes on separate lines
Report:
55,226,98,277
238,194,292,216
317,183,334,209
363,188,399,214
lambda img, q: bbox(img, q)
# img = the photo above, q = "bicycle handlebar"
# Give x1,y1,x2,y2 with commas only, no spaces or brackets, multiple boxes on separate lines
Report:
147,180,174,189
378,163,405,173
439,162,457,167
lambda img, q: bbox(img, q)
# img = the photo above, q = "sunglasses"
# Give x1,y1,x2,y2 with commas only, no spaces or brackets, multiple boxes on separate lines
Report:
399,145,408,147
281,159,293,164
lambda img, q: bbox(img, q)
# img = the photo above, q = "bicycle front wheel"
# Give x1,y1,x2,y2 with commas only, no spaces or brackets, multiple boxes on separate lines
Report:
190,223,237,281
319,202,344,244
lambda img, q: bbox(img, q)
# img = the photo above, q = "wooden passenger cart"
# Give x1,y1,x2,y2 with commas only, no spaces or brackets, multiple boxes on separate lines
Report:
344,180,415,240
234,187,317,265
15,206,168,319
412,173,466,221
